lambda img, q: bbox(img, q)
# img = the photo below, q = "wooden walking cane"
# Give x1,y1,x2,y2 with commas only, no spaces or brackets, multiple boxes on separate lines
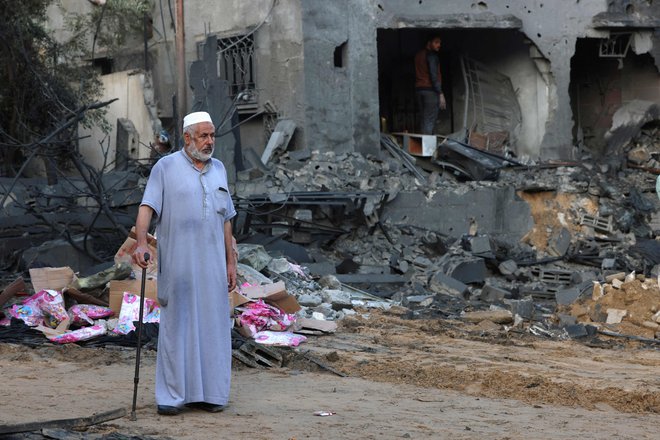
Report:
130,253,150,421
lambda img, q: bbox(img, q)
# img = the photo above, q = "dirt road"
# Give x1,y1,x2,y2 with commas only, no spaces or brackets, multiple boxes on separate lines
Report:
2,312,660,439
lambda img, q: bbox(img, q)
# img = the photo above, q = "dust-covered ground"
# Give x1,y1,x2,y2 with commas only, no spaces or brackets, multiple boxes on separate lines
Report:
2,311,660,439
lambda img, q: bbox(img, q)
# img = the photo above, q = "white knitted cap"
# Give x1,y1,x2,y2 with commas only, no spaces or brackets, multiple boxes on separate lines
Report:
183,111,213,129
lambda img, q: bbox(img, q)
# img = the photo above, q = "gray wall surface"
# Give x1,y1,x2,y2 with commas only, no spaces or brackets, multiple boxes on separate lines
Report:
50,0,657,161
299,0,658,159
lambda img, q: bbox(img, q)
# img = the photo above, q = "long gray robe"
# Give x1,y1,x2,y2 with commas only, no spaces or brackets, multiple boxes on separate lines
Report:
141,149,236,407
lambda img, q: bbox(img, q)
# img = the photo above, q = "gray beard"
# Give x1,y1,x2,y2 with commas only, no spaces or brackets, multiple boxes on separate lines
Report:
186,141,214,162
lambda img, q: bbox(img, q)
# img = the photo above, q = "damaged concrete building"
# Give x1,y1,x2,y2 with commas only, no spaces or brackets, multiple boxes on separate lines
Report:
143,0,660,164
44,0,660,169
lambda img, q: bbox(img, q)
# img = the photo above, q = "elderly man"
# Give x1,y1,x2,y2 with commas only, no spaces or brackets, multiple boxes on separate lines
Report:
133,111,237,415
415,35,446,134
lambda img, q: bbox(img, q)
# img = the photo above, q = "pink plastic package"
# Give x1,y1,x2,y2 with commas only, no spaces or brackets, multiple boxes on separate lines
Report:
48,324,106,344
8,290,49,327
253,330,307,347
237,299,296,336
68,304,114,326
38,290,69,328
8,304,43,326
114,292,159,335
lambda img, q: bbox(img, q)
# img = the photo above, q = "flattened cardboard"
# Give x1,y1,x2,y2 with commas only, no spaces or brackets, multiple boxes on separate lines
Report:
109,279,158,315
231,290,250,309
240,281,301,313
29,267,75,293
297,317,337,333
114,227,158,279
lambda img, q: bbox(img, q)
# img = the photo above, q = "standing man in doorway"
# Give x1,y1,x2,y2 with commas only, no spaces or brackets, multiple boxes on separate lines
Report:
133,111,237,416
415,35,446,134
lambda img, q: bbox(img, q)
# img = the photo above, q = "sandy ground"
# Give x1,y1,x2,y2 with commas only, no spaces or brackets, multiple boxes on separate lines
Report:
2,312,660,439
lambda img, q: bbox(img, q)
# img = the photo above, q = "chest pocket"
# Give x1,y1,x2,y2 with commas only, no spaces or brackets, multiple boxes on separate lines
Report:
213,187,230,219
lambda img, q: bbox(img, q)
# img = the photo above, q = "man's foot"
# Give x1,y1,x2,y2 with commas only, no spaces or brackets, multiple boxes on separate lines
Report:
157,405,183,415
187,402,225,413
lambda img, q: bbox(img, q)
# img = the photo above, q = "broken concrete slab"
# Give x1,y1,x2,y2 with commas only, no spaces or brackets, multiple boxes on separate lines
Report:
557,313,578,327
606,308,627,324
565,323,589,339
237,244,272,272
479,284,511,303
555,286,583,305
261,119,296,165
506,296,535,320
498,260,518,276
382,186,533,242
436,253,486,285
428,272,469,298
468,235,494,258
321,289,352,310
298,294,323,308
605,100,660,155
404,295,434,308
547,228,571,257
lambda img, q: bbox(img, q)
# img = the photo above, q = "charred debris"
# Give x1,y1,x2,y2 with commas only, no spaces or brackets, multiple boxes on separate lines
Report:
3,110,660,346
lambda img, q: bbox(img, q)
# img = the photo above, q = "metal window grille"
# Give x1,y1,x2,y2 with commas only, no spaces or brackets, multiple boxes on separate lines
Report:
599,33,632,58
217,34,257,106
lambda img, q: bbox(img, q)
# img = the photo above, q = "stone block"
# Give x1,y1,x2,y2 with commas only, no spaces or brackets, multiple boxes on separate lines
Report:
298,294,323,307
498,260,518,276
469,235,494,258
429,272,469,298
555,286,582,305
547,228,571,257
600,258,616,270
438,256,486,284
404,295,434,308
321,289,353,310
506,296,535,320
479,285,510,303
557,313,578,327
606,308,627,324
565,324,588,339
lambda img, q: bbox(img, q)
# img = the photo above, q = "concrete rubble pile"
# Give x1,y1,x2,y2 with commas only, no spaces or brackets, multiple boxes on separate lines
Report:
625,122,660,170
0,231,371,369
231,130,660,344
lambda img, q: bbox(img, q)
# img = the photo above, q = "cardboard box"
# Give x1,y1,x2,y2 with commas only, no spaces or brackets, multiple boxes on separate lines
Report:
109,279,158,315
240,281,301,314
29,267,75,293
231,289,250,309
114,227,159,280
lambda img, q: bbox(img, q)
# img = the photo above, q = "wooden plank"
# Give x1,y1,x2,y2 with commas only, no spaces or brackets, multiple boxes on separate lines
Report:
0,408,126,434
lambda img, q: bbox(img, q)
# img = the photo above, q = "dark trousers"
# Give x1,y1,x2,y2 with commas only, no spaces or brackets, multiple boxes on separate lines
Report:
416,90,439,135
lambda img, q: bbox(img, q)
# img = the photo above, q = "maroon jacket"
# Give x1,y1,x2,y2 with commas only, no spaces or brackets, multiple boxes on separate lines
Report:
415,48,442,94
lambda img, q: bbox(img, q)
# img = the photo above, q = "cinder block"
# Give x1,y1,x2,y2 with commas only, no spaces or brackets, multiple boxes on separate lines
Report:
506,296,535,320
